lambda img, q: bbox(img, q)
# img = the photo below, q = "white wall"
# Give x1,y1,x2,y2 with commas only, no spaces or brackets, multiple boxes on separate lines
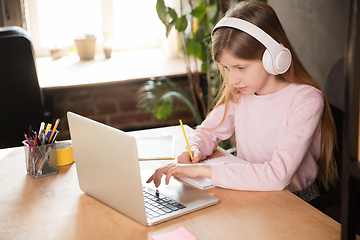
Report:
268,0,349,88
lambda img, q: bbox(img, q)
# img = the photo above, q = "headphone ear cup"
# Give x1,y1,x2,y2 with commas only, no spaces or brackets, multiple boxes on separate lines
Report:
262,48,292,75
275,50,292,74
262,49,278,75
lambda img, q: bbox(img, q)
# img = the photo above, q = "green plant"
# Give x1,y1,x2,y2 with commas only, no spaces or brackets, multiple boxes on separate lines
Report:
82,33,96,39
137,0,267,124
137,77,202,125
156,0,224,121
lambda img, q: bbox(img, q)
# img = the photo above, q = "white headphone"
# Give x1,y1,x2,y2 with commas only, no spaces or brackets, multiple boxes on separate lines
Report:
212,17,292,75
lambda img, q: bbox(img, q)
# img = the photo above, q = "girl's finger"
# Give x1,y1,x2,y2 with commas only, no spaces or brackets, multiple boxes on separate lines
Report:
146,173,154,183
153,163,176,187
153,169,164,187
165,165,178,185
177,151,192,164
191,153,201,164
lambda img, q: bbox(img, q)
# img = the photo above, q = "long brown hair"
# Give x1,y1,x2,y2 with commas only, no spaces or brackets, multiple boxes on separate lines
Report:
211,0,339,191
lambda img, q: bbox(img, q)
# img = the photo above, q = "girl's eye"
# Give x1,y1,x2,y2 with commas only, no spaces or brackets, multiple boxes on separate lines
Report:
238,66,245,70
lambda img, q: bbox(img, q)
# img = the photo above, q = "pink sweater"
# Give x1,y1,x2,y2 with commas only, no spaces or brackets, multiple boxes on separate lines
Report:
189,83,323,192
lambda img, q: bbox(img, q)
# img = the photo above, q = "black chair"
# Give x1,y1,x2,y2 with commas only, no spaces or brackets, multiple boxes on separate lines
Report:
308,58,345,221
0,26,50,149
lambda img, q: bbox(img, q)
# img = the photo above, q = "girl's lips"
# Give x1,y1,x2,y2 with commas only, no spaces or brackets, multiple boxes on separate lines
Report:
237,87,247,92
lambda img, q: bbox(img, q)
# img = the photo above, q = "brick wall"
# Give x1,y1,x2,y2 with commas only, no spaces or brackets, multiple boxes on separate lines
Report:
43,76,198,141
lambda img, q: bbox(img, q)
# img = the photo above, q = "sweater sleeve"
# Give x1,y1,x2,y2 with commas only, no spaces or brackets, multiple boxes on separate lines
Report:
211,89,324,191
188,101,236,160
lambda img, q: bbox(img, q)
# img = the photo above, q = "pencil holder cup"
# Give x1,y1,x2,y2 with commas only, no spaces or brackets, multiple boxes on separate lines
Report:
23,140,58,178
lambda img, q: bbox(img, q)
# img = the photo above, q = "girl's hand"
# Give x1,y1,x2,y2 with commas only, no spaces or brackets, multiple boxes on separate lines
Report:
177,147,201,164
146,163,211,188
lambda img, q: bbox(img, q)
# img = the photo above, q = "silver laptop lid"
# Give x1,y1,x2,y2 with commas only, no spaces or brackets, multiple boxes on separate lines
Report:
67,111,147,225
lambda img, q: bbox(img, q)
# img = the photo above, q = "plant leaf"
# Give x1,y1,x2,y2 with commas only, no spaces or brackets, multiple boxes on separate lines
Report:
156,0,167,25
186,38,202,59
191,5,207,22
166,20,176,37
195,25,206,43
201,61,208,72
154,99,173,121
168,7,178,21
162,91,202,124
176,16,188,32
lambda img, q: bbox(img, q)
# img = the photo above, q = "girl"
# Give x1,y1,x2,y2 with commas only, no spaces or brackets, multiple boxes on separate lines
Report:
147,0,339,201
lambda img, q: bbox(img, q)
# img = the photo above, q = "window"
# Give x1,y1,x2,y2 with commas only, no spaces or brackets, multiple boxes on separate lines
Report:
25,0,166,57
113,0,165,51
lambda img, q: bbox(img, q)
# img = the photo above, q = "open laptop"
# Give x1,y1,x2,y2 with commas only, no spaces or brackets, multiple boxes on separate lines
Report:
67,111,219,226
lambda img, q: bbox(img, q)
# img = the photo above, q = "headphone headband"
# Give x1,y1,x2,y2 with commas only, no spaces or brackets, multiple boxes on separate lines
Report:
212,17,291,75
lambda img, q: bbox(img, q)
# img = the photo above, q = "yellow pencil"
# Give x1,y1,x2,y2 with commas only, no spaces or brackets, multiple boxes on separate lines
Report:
45,123,52,136
179,119,193,160
48,118,60,143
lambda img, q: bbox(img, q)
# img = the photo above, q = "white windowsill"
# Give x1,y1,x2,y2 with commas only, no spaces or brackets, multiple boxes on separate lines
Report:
36,49,202,90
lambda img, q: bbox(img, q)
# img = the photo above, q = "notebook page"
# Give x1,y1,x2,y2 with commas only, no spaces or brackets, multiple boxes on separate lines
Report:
135,135,175,160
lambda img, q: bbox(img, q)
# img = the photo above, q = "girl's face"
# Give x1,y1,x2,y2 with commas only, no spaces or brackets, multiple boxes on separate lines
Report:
218,51,280,95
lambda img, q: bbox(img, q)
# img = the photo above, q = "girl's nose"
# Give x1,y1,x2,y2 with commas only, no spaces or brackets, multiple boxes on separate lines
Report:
228,72,240,86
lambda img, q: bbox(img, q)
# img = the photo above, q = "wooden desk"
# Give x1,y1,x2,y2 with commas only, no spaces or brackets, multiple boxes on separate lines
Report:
0,125,352,239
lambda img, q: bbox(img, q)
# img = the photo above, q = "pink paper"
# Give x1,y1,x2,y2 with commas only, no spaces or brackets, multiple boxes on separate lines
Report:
151,227,197,240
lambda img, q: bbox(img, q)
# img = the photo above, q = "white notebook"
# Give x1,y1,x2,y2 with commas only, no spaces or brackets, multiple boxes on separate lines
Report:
135,135,175,160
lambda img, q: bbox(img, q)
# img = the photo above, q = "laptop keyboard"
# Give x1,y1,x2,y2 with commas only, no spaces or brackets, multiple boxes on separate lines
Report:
143,187,186,219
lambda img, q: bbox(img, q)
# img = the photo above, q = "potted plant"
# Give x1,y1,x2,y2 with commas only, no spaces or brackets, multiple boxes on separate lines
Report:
137,0,267,123
74,33,97,60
